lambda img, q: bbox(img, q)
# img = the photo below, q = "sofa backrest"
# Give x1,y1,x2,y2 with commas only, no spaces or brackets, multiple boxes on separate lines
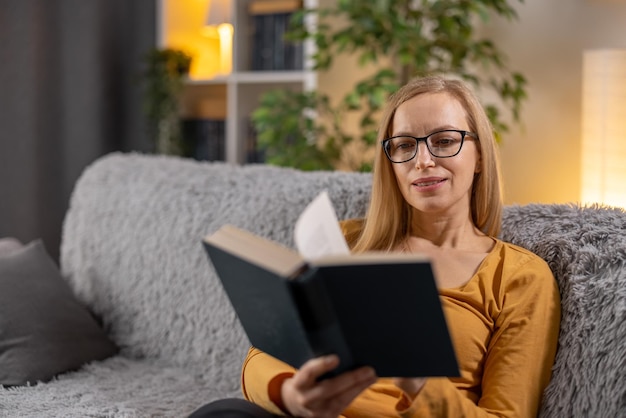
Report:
61,152,626,416
61,152,372,393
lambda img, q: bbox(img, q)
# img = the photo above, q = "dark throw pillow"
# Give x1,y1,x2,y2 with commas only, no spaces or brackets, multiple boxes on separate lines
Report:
0,237,23,257
0,240,118,386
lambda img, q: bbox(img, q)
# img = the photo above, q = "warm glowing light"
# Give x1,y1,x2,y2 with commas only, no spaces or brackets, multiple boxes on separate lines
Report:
581,49,626,209
163,0,221,79
216,23,233,75
203,0,232,76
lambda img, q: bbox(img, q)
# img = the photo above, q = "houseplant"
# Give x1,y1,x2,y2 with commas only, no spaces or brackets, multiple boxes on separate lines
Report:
252,0,527,171
141,48,192,155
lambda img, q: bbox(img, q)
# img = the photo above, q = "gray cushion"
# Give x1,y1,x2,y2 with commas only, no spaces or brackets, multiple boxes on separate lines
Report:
0,237,23,257
0,240,118,386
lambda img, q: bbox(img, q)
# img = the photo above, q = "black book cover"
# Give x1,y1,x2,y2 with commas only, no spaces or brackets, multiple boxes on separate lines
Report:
203,230,460,378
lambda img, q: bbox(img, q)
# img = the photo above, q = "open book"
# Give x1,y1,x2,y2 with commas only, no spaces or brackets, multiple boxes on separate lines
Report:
202,191,459,378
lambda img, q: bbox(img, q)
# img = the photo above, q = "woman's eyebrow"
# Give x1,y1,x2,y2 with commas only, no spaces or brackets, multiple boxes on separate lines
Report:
391,125,464,136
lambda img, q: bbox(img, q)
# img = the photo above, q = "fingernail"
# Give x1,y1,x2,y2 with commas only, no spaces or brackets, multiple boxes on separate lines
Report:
362,367,376,379
325,354,339,364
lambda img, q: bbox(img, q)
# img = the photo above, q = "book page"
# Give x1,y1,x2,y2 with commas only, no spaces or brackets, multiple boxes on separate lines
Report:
294,191,350,260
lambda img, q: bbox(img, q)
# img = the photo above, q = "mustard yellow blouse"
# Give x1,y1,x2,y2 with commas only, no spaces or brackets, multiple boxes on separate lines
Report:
241,224,561,417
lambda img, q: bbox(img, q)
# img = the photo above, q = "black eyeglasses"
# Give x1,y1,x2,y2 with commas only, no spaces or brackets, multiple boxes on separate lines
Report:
382,129,478,163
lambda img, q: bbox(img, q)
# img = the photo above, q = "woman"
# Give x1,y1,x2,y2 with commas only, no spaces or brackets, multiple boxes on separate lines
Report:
191,75,561,418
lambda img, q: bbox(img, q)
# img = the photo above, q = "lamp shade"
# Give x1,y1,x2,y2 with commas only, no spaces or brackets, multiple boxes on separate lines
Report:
581,49,626,208
206,0,231,26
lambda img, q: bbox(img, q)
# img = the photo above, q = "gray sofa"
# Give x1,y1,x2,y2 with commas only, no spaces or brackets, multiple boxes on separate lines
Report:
1,152,624,417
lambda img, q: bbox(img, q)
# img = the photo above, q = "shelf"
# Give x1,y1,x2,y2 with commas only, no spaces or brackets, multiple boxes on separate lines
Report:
158,0,318,164
185,76,228,86
188,70,314,85
233,70,314,84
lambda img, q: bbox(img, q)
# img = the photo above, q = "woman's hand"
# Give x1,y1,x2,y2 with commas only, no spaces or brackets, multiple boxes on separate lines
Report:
280,355,377,418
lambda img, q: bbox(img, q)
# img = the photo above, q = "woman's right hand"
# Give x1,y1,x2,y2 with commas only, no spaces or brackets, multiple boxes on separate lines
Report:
280,355,377,418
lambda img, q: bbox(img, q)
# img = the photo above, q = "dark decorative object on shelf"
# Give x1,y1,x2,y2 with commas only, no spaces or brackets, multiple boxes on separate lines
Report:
181,119,226,161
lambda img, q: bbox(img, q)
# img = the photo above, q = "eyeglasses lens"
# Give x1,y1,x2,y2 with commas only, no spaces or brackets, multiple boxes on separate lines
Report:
386,130,464,162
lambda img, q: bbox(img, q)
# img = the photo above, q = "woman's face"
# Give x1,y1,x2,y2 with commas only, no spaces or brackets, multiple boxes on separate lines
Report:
389,92,481,218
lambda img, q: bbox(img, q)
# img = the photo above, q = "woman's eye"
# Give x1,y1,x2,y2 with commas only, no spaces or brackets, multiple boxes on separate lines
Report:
397,141,414,150
432,137,454,147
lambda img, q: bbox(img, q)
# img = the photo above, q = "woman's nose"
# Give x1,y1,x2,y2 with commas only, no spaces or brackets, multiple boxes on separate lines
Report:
414,141,435,169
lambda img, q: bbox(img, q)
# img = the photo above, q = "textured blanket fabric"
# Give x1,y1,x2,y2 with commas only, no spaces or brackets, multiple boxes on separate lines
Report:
1,153,371,417
1,152,624,417
59,153,371,373
502,204,626,418
0,357,222,417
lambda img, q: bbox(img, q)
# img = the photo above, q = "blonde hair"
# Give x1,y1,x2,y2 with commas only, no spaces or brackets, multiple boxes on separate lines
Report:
352,75,503,252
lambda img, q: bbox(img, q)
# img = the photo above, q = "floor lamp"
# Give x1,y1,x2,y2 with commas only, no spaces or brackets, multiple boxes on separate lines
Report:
581,49,626,208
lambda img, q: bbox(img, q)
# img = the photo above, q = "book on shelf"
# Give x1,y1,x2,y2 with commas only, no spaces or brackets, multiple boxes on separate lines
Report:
181,118,225,162
245,118,265,164
202,191,460,378
248,0,304,71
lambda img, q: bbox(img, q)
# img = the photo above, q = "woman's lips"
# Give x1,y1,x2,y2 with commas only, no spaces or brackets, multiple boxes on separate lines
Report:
412,177,446,191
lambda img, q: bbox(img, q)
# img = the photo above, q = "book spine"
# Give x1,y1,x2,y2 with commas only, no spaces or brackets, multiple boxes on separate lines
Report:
250,14,265,71
290,22,304,71
254,14,274,71
249,2,304,71
207,119,225,161
273,13,287,71
283,13,296,71
245,118,265,163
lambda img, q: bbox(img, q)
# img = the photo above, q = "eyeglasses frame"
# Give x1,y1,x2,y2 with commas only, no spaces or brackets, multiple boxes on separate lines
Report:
381,129,479,163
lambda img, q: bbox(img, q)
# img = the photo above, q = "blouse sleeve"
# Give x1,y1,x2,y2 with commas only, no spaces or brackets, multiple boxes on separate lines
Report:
241,347,296,415
400,255,561,417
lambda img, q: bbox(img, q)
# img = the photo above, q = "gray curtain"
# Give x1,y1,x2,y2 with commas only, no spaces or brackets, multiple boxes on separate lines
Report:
0,0,156,261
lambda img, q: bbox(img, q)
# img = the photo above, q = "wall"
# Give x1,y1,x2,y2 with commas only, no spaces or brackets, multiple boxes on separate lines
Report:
317,0,626,205
484,0,626,205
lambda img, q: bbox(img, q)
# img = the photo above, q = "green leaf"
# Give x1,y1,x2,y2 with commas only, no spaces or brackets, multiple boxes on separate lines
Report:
250,0,529,171
345,92,361,110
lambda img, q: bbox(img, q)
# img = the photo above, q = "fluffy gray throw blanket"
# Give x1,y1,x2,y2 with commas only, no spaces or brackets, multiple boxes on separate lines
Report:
1,154,373,417
502,204,626,417
0,153,624,417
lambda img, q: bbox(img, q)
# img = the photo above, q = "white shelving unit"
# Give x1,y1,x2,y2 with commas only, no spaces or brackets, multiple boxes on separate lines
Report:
157,0,317,164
